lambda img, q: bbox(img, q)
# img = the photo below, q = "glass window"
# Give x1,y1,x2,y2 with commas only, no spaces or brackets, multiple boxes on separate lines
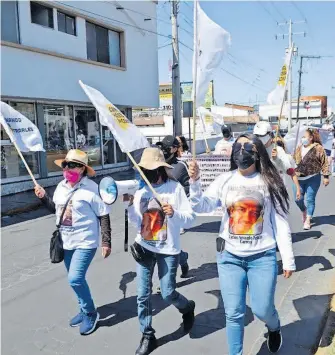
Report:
109,30,121,66
44,105,75,173
102,126,115,165
74,108,102,167
1,1,19,43
30,2,54,28
57,11,76,36
86,21,97,62
1,102,39,179
86,22,121,66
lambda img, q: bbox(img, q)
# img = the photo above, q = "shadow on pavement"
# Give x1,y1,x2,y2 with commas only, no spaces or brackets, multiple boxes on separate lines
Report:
176,262,218,289
292,230,323,243
256,294,333,354
311,215,335,227
277,255,333,275
97,293,169,329
188,221,221,234
119,271,137,299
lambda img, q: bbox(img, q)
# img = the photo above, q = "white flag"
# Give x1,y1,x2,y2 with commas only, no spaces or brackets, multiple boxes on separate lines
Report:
0,101,44,152
198,107,224,135
267,47,293,105
193,1,231,108
79,81,149,153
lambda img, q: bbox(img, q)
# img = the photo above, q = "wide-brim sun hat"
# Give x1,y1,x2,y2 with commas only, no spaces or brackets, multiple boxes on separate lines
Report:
54,149,96,177
138,147,173,170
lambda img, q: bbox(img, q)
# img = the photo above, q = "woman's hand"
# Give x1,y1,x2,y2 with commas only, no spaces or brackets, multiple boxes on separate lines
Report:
102,246,111,259
162,203,174,217
323,178,329,187
272,148,278,160
188,161,200,180
34,185,46,199
123,194,134,205
296,188,301,201
283,270,293,279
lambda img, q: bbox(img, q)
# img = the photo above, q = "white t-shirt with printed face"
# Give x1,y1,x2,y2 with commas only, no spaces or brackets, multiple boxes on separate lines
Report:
53,177,111,250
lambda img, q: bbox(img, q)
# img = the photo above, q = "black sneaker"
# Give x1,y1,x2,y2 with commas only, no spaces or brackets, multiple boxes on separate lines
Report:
135,335,157,355
182,300,195,333
267,329,282,353
181,262,189,278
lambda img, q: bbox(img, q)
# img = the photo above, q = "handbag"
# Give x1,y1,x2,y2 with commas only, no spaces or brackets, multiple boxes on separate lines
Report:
130,241,154,264
50,189,78,264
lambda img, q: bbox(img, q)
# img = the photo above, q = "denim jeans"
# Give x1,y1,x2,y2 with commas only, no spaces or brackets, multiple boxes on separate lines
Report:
137,253,190,335
217,248,280,355
293,174,321,217
64,248,97,314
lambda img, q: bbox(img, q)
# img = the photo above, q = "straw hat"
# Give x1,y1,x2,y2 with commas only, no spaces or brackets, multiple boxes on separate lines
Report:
54,149,96,177
138,147,173,170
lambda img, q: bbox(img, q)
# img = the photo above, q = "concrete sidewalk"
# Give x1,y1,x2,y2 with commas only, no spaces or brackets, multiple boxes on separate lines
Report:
1,183,335,355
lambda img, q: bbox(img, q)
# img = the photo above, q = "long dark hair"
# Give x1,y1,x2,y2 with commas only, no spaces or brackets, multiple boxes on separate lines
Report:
230,133,289,215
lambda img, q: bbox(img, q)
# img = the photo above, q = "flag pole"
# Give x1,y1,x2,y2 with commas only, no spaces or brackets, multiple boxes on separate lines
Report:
126,152,163,204
192,0,198,161
0,122,38,186
274,44,294,148
198,112,212,154
12,138,38,186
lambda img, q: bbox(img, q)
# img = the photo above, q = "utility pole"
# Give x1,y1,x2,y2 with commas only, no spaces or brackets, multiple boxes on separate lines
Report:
296,55,321,121
276,19,306,131
171,0,182,136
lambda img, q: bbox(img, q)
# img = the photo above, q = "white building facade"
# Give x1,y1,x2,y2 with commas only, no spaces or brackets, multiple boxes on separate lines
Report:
1,0,159,193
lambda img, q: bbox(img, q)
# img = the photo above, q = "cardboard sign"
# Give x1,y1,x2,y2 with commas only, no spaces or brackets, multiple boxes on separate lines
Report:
180,154,231,216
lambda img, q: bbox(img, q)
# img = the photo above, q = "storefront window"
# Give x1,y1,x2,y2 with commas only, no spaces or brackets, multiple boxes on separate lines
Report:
74,107,102,167
1,102,39,179
44,105,75,173
102,126,115,165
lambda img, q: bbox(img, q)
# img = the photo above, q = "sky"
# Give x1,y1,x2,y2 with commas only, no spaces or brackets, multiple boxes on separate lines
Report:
155,1,335,110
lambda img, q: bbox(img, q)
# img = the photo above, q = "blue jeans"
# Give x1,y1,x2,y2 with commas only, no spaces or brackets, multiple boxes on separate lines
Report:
137,253,190,335
293,174,321,217
64,248,97,314
217,248,280,355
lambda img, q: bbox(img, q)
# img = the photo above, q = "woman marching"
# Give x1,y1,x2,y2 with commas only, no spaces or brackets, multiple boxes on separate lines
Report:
34,149,111,335
293,128,330,230
188,134,295,354
125,147,196,355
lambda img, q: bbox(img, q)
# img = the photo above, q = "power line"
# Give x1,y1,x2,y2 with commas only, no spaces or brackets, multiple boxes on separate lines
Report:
290,2,307,22
257,1,279,25
54,1,172,39
270,2,287,23
179,40,193,52
158,42,172,50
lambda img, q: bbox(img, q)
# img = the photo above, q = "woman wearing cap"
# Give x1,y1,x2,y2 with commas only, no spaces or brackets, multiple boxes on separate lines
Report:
34,149,111,336
254,121,301,201
124,147,196,355
293,128,330,230
188,134,295,354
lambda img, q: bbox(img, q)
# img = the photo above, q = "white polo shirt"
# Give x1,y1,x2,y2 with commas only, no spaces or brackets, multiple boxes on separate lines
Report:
53,177,110,250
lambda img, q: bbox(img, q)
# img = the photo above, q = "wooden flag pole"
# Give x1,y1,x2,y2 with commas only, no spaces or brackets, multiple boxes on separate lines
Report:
127,152,163,204
1,122,38,186
192,0,198,161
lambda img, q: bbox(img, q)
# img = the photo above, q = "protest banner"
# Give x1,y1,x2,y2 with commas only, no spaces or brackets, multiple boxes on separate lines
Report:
180,154,231,216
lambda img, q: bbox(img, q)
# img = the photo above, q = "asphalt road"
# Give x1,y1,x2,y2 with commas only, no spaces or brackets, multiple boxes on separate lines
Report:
1,181,335,355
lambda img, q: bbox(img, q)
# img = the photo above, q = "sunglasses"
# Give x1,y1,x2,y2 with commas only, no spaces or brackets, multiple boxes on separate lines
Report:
233,142,255,154
61,161,84,169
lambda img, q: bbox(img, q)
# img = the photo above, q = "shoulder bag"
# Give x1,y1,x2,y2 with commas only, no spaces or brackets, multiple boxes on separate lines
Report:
50,189,78,263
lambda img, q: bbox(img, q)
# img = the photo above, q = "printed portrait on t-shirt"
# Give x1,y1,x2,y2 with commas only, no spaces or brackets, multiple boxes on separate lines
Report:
140,197,167,242
226,188,265,236
59,201,73,227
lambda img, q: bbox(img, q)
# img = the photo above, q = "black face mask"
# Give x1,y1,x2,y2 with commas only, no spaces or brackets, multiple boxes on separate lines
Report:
143,169,160,184
162,147,176,163
233,149,256,170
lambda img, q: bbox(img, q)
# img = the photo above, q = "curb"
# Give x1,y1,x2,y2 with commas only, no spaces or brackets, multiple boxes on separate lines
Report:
1,202,42,217
315,295,335,355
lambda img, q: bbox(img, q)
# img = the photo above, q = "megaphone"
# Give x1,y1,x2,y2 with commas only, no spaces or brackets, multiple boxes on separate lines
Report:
99,176,145,205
